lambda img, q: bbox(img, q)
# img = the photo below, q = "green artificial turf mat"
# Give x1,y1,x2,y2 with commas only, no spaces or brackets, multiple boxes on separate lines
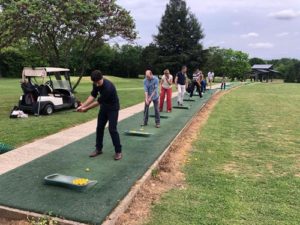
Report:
150,114,169,119
0,90,217,224
183,98,196,101
0,142,14,154
173,106,190,109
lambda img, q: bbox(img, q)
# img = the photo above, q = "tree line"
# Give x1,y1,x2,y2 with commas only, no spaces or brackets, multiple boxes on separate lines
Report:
0,0,299,83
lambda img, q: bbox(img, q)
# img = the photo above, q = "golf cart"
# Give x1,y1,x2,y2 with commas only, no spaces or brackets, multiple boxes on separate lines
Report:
19,67,78,115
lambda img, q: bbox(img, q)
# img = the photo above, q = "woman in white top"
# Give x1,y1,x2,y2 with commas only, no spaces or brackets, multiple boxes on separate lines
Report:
159,69,173,112
207,71,214,89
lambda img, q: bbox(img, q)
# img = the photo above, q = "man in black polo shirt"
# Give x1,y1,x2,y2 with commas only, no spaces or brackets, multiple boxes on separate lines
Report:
175,65,188,106
77,70,122,160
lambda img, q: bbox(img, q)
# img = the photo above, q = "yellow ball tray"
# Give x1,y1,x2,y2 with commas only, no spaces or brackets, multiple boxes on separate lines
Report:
44,173,97,191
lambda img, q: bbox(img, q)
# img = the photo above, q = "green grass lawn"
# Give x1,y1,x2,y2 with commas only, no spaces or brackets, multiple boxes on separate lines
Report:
0,76,144,148
147,83,300,225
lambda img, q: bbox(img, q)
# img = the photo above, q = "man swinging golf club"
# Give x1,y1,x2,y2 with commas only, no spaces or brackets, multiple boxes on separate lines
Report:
142,70,160,128
77,70,122,160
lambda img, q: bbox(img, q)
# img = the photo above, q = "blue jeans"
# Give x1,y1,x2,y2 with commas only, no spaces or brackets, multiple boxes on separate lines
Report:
201,80,206,93
144,98,160,125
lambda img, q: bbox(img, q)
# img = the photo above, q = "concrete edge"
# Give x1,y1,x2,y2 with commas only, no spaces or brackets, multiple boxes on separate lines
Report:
0,205,86,225
102,90,220,225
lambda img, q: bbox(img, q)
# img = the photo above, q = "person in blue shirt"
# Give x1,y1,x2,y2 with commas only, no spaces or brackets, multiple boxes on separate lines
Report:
142,70,160,128
77,70,122,160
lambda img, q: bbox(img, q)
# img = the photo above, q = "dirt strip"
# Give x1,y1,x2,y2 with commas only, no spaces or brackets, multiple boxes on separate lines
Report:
115,89,234,225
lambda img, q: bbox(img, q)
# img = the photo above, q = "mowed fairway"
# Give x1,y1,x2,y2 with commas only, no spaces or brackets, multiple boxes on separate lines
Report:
0,76,144,147
147,83,300,225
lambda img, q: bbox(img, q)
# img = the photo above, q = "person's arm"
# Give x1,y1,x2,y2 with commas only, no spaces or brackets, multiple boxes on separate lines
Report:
81,96,95,107
77,96,97,112
147,83,157,103
185,73,188,87
78,101,99,112
175,75,178,89
160,76,164,87
144,80,150,105
77,84,97,112
166,75,172,85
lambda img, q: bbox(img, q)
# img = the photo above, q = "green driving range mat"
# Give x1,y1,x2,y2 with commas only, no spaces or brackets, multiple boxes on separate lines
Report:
150,114,169,119
173,105,191,109
0,90,217,224
124,130,153,137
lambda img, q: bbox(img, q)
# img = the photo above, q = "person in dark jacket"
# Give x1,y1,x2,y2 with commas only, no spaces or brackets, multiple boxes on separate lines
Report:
77,70,122,160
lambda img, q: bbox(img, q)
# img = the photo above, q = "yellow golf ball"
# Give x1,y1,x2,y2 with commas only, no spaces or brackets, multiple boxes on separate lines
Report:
72,178,89,186
85,168,90,172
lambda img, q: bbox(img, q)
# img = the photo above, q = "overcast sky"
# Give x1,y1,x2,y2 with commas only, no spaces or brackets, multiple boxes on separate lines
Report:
116,0,300,60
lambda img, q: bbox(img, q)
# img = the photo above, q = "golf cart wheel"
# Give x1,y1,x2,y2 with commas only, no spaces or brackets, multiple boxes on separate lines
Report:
44,104,54,115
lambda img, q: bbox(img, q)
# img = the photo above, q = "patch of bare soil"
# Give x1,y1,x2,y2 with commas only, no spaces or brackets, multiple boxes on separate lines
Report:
223,162,239,174
0,219,29,225
116,89,235,225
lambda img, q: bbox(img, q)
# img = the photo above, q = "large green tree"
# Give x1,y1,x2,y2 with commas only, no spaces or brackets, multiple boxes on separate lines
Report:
204,47,251,80
154,0,205,75
269,58,300,82
249,57,266,66
0,0,137,90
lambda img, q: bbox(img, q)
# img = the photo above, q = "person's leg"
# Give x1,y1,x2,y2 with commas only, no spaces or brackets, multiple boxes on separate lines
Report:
196,83,202,98
180,85,185,104
108,110,122,154
200,81,205,93
96,109,108,151
159,87,166,112
166,88,172,112
224,82,226,90
153,98,160,126
177,84,181,105
190,82,195,98
143,102,150,125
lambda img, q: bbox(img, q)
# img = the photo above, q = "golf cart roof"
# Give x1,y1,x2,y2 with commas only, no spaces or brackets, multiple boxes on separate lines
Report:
22,67,70,78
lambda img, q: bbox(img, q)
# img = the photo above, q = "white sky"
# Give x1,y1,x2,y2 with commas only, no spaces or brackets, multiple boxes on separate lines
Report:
116,0,300,59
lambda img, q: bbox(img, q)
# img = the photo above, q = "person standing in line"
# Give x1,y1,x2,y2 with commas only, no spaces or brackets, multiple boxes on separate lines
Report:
221,74,226,90
189,69,202,98
77,70,122,160
143,70,160,128
208,71,214,89
159,69,173,113
201,72,207,93
175,65,187,106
